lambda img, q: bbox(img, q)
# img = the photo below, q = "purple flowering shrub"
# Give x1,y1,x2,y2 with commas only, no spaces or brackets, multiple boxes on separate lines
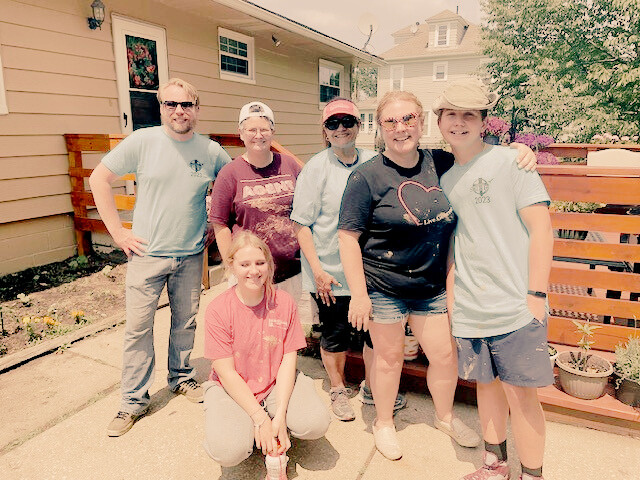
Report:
514,132,558,164
483,116,510,137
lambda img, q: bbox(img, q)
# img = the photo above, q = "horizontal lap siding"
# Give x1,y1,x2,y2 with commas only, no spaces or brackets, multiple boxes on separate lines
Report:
0,0,343,273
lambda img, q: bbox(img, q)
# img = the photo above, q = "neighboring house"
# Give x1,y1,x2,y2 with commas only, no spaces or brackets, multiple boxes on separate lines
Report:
0,0,382,275
357,9,486,150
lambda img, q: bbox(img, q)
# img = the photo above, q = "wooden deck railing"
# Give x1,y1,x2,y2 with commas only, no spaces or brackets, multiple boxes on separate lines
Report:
64,133,304,288
537,145,640,352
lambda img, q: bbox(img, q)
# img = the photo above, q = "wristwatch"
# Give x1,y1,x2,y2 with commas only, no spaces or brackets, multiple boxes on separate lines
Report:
527,290,547,298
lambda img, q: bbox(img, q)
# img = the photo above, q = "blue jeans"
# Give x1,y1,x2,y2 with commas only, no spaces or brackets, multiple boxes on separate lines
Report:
121,251,203,413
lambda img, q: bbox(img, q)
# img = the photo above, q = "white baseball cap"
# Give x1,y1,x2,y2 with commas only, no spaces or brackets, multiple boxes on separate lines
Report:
238,101,275,126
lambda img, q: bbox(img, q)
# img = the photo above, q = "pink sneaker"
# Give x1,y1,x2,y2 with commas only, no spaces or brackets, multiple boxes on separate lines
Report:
461,452,510,480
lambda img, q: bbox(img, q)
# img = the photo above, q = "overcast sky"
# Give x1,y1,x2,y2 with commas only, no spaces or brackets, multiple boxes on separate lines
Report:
254,0,483,55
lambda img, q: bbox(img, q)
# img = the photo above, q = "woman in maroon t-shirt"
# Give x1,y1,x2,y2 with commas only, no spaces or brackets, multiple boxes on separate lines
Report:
209,101,305,305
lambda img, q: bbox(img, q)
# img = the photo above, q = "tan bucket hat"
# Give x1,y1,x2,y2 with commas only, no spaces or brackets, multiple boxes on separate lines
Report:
432,79,499,115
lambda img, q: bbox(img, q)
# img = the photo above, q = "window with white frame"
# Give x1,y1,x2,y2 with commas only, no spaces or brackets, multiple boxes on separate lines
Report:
368,113,374,132
218,28,255,84
433,62,448,81
360,114,365,131
437,24,449,46
319,59,343,105
390,65,404,91
0,50,8,115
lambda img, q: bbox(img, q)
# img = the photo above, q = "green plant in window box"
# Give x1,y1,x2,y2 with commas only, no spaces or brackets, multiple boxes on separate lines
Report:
549,201,605,240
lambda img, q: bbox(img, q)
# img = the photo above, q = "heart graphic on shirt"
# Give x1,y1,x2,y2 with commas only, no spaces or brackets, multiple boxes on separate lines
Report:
397,180,444,226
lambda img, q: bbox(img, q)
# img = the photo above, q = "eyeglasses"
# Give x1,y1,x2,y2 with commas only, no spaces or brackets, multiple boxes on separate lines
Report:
243,127,273,137
161,101,196,111
380,112,420,131
324,116,358,130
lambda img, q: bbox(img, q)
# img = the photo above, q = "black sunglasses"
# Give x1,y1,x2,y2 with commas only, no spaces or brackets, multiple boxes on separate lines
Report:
324,115,358,130
161,101,196,110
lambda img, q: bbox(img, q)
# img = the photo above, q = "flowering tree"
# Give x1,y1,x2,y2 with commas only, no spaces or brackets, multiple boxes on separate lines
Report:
481,0,639,142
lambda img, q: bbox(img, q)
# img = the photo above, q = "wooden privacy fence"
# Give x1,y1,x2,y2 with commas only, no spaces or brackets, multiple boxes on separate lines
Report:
539,144,640,352
64,133,303,288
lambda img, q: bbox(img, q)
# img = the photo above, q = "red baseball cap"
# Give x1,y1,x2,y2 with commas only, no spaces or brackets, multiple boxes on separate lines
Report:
322,99,360,124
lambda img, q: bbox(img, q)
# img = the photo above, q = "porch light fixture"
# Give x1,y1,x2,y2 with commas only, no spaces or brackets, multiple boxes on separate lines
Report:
87,0,106,30
271,34,281,47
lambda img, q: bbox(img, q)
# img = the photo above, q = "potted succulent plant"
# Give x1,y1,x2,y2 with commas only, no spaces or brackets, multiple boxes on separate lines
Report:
548,201,604,240
613,336,640,406
555,320,613,399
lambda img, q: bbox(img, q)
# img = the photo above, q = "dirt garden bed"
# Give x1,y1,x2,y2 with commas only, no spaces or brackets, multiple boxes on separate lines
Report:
0,252,127,358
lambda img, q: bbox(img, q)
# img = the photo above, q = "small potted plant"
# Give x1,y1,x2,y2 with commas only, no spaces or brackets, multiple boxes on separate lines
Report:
548,201,604,240
613,336,640,406
483,116,510,145
548,344,558,368
555,320,613,399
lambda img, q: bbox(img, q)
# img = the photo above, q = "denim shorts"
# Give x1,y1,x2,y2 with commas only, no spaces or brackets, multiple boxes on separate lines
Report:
369,289,448,325
455,317,554,388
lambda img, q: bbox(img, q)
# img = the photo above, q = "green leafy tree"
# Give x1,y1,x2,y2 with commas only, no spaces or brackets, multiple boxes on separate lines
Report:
352,64,377,100
481,0,639,141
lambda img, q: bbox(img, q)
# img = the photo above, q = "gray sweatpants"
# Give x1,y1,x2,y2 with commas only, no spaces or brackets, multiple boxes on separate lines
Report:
203,371,331,467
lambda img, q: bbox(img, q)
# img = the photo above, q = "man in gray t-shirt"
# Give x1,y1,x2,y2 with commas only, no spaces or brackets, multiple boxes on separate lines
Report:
90,78,230,437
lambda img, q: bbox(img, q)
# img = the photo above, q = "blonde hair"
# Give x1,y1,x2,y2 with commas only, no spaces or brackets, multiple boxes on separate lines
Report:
375,90,424,126
157,78,200,106
226,231,275,300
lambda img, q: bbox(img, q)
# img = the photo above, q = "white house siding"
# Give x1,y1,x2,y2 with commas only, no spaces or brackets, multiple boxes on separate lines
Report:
0,0,352,274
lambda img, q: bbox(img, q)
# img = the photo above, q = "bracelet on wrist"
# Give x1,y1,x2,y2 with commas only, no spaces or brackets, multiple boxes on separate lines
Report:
527,290,547,298
252,410,268,428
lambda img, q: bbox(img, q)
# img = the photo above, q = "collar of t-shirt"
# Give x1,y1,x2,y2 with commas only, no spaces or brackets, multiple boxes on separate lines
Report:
332,148,359,168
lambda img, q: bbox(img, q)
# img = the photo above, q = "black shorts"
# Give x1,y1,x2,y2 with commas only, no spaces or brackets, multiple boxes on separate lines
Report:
314,296,371,352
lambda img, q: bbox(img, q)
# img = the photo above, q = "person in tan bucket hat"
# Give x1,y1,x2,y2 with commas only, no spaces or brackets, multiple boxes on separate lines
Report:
437,81,554,480
432,78,500,117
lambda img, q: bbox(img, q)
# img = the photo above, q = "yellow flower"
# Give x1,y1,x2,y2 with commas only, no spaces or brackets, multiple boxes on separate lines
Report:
72,310,85,318
22,316,32,325
43,316,60,327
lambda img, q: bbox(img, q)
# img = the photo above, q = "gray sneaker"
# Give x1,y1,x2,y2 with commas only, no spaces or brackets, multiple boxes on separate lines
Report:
330,387,356,421
358,380,407,412
174,378,204,403
107,409,146,437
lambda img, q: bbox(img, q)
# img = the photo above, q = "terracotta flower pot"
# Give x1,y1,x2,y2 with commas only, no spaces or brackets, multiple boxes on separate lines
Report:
556,351,613,400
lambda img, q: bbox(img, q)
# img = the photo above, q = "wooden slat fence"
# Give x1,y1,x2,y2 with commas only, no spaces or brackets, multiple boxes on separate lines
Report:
64,133,303,289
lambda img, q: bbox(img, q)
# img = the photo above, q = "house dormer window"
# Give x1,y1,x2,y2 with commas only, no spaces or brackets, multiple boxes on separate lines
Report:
437,24,449,46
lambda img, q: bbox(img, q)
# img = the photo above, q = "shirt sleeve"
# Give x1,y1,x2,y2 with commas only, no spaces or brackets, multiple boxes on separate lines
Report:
100,131,142,176
204,299,234,361
338,169,373,233
209,161,236,226
209,141,232,178
510,160,551,210
290,157,323,227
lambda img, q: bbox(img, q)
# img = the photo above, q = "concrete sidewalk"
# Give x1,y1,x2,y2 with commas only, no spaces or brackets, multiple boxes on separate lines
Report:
1,284,639,480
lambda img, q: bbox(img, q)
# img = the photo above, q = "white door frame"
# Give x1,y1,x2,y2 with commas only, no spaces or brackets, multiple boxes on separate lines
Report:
112,14,169,133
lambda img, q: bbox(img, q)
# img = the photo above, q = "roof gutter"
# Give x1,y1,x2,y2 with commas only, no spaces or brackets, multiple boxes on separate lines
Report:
212,0,386,66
